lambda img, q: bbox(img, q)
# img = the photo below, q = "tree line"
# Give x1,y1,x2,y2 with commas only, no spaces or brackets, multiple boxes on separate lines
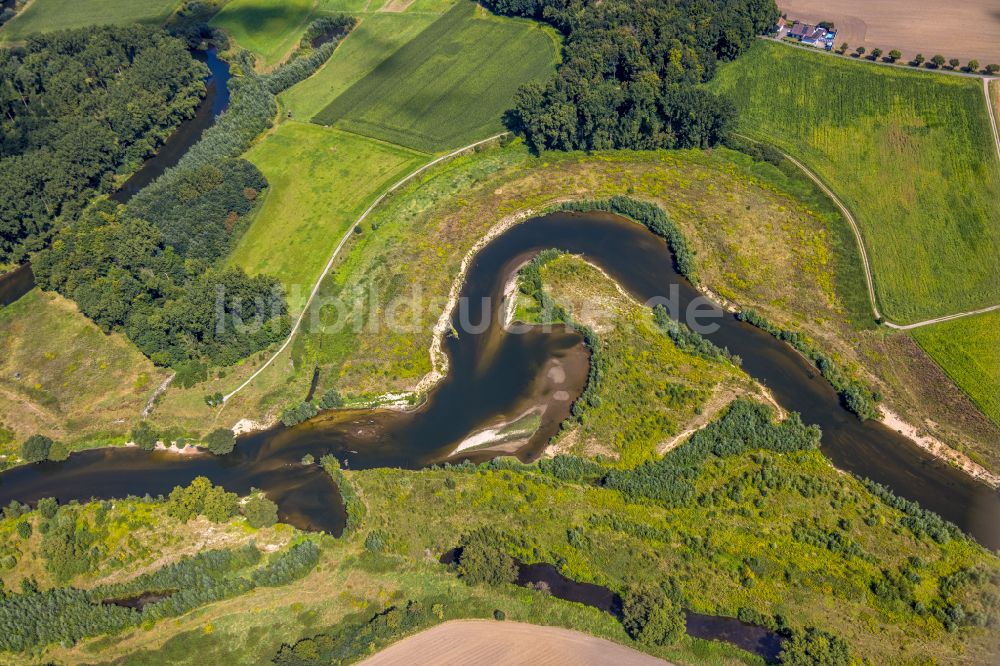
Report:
0,26,207,264
482,0,778,152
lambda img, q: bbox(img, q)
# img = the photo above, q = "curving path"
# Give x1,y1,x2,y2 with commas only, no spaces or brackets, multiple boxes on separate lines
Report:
734,133,1000,330
357,620,671,666
985,78,1000,162
222,132,509,403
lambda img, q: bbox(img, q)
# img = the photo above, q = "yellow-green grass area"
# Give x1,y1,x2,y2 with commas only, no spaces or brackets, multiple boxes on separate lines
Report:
911,310,1000,426
346,450,1000,664
276,144,863,414
209,0,315,69
0,497,293,593
527,255,754,466
29,435,1000,664
279,12,441,121
710,41,1000,324
0,0,180,41
0,289,169,456
228,122,428,314
312,1,560,152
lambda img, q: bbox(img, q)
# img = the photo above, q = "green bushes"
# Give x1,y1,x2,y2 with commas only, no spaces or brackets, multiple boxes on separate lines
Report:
242,494,278,528
736,309,880,420
281,401,318,427
131,422,159,451
603,399,820,505
320,455,365,533
559,197,696,282
653,304,737,364
19,434,53,463
484,0,774,152
0,540,319,652
456,528,518,586
165,476,239,523
621,583,685,646
778,627,850,665
204,428,236,455
263,16,356,94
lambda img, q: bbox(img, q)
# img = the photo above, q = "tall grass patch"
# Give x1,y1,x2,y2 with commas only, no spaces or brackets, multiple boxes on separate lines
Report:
710,42,1000,323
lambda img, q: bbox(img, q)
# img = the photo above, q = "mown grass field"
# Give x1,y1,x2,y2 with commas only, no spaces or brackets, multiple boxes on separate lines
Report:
0,290,168,453
912,311,1000,426
229,122,427,313
280,12,440,120
210,0,314,68
312,1,559,152
710,41,1000,324
0,0,180,41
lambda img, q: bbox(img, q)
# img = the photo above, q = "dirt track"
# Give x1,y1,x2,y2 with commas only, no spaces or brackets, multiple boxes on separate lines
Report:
779,0,1000,64
357,620,672,666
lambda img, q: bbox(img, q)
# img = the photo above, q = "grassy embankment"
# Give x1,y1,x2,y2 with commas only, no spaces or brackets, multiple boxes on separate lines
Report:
312,1,560,152
228,122,427,314
0,290,169,457
710,41,1000,324
209,0,315,69
182,143,867,436
14,431,999,664
0,0,180,41
912,311,1000,426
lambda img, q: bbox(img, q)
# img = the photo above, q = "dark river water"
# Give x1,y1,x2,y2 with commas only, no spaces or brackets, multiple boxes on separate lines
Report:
1,212,998,549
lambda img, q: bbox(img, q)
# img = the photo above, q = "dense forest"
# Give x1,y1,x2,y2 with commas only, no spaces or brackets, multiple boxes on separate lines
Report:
0,26,207,264
482,0,778,151
29,20,354,368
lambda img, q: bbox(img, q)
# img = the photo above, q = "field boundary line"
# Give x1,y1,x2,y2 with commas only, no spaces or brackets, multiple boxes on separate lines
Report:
882,305,1000,330
222,132,509,402
732,133,882,322
734,133,1000,330
984,78,1000,163
762,37,990,80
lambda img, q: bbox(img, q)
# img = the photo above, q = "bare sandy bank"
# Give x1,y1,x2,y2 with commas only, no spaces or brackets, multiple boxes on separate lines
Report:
357,619,671,666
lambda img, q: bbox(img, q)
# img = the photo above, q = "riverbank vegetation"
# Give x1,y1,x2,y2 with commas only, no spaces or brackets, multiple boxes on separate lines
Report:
0,26,206,263
312,1,560,152
520,254,753,465
7,408,997,664
710,41,1000,323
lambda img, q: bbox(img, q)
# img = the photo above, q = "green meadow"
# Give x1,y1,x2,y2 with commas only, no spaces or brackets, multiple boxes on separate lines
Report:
210,0,314,68
710,42,1000,324
912,311,1000,426
280,12,440,120
229,122,427,313
0,0,180,41
313,1,559,152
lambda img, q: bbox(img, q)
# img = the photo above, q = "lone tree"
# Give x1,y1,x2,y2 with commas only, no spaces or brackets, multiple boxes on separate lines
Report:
131,421,158,451
20,435,53,463
948,58,960,69
931,54,946,68
914,53,925,66
205,428,236,455
47,440,69,462
855,46,866,57
871,48,883,61
622,585,685,646
888,49,902,62
242,494,278,528
967,60,979,73
838,42,849,54
986,64,1000,74
457,528,518,586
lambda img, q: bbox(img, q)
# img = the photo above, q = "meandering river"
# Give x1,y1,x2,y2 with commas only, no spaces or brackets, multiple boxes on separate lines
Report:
0,212,998,549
